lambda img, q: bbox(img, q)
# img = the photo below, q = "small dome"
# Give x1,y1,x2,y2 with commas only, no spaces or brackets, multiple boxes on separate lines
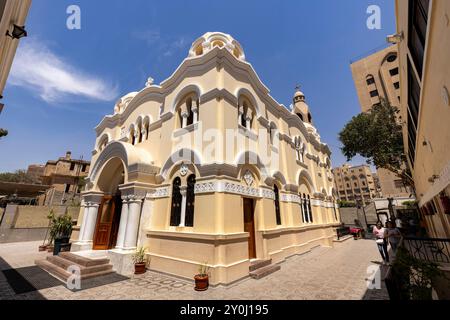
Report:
293,86,305,102
188,32,245,61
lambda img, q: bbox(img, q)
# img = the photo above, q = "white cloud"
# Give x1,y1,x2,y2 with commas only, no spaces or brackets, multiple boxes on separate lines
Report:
9,40,118,103
163,37,189,57
131,28,161,45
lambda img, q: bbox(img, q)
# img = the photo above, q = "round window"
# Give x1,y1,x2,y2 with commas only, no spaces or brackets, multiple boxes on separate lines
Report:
387,54,397,63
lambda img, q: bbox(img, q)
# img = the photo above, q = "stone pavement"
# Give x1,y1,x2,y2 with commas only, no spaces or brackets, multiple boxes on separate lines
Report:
0,239,389,300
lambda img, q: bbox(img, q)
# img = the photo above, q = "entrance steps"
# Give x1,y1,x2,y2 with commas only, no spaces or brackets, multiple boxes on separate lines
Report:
249,259,280,279
35,251,114,282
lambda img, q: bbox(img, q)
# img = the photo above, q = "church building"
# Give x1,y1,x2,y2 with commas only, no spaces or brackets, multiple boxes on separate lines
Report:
72,32,341,285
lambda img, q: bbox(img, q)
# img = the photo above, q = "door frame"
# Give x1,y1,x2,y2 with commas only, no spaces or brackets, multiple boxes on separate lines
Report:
92,195,122,250
243,197,257,259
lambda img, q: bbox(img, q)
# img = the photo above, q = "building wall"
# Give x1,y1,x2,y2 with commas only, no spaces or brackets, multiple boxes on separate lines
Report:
78,32,341,284
350,45,400,113
332,164,380,206
396,0,450,238
0,0,32,98
350,45,412,198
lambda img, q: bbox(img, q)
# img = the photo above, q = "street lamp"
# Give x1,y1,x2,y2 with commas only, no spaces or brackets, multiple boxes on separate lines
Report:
6,24,28,39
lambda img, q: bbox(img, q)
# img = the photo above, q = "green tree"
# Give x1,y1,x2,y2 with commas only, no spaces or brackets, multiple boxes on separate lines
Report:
339,99,414,188
0,128,7,138
0,169,40,184
337,200,356,208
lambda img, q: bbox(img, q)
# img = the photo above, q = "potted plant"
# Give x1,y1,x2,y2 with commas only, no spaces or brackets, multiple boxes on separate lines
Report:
132,246,147,274
46,210,73,255
194,262,210,291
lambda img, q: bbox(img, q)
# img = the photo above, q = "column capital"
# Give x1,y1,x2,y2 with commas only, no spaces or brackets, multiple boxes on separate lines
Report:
127,194,144,203
181,110,189,118
179,185,188,197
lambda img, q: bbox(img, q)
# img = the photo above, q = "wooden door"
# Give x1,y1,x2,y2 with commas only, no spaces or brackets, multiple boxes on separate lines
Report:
93,196,121,250
243,198,256,259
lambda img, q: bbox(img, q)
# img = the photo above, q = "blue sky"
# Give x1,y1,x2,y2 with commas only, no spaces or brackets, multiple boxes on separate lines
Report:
0,0,396,172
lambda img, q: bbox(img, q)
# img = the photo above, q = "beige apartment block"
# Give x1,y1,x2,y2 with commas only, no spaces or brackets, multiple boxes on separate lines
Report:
332,164,381,206
350,44,413,198
0,0,31,103
39,151,90,206
72,32,341,285
396,0,450,238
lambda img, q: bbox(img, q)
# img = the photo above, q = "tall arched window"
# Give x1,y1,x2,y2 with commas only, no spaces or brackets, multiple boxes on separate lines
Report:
178,95,199,129
307,195,313,223
238,100,254,130
185,175,196,227
299,197,305,223
170,177,182,226
302,193,309,223
138,124,143,143
274,185,281,225
130,127,136,145
186,98,194,127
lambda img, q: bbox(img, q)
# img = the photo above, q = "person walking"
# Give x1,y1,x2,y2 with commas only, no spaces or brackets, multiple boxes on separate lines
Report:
386,220,402,254
373,221,389,264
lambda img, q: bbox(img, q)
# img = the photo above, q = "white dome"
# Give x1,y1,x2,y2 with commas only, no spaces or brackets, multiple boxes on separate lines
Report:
188,32,245,61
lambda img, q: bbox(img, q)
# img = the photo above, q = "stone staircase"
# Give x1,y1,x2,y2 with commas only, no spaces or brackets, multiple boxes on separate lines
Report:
249,259,280,279
35,251,114,282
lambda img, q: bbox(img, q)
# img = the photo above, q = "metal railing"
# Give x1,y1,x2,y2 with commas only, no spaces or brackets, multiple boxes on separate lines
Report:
402,237,450,264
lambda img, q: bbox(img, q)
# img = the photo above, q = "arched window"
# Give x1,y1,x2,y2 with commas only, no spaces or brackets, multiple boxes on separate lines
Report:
366,75,375,85
170,177,182,226
185,174,196,227
307,195,313,223
299,197,305,223
302,193,309,223
295,137,305,162
138,124,143,144
98,135,108,151
129,127,136,145
307,113,312,123
238,99,254,130
186,98,194,127
145,121,150,140
178,95,199,129
274,185,281,225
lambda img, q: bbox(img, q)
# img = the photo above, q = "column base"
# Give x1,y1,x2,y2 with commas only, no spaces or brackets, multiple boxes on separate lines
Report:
108,249,136,276
71,241,93,252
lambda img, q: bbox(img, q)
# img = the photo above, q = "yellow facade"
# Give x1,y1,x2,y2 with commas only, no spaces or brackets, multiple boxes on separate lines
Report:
396,0,450,238
74,32,341,284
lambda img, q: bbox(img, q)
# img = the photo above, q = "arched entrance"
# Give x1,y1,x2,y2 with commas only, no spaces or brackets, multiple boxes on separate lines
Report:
92,158,125,250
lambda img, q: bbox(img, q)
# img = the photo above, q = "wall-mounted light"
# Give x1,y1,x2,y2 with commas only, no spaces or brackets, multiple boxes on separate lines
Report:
442,86,449,106
428,174,440,183
5,24,28,40
386,31,404,44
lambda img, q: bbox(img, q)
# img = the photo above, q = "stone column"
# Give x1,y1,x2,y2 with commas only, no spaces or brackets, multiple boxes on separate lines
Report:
123,196,143,250
115,197,129,249
179,186,188,227
78,203,90,241
134,130,140,144
181,111,189,128
83,202,100,242
191,100,199,123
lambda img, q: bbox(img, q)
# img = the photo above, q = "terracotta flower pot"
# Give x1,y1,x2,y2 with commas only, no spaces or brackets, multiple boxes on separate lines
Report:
194,275,209,291
39,245,47,252
134,262,146,274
